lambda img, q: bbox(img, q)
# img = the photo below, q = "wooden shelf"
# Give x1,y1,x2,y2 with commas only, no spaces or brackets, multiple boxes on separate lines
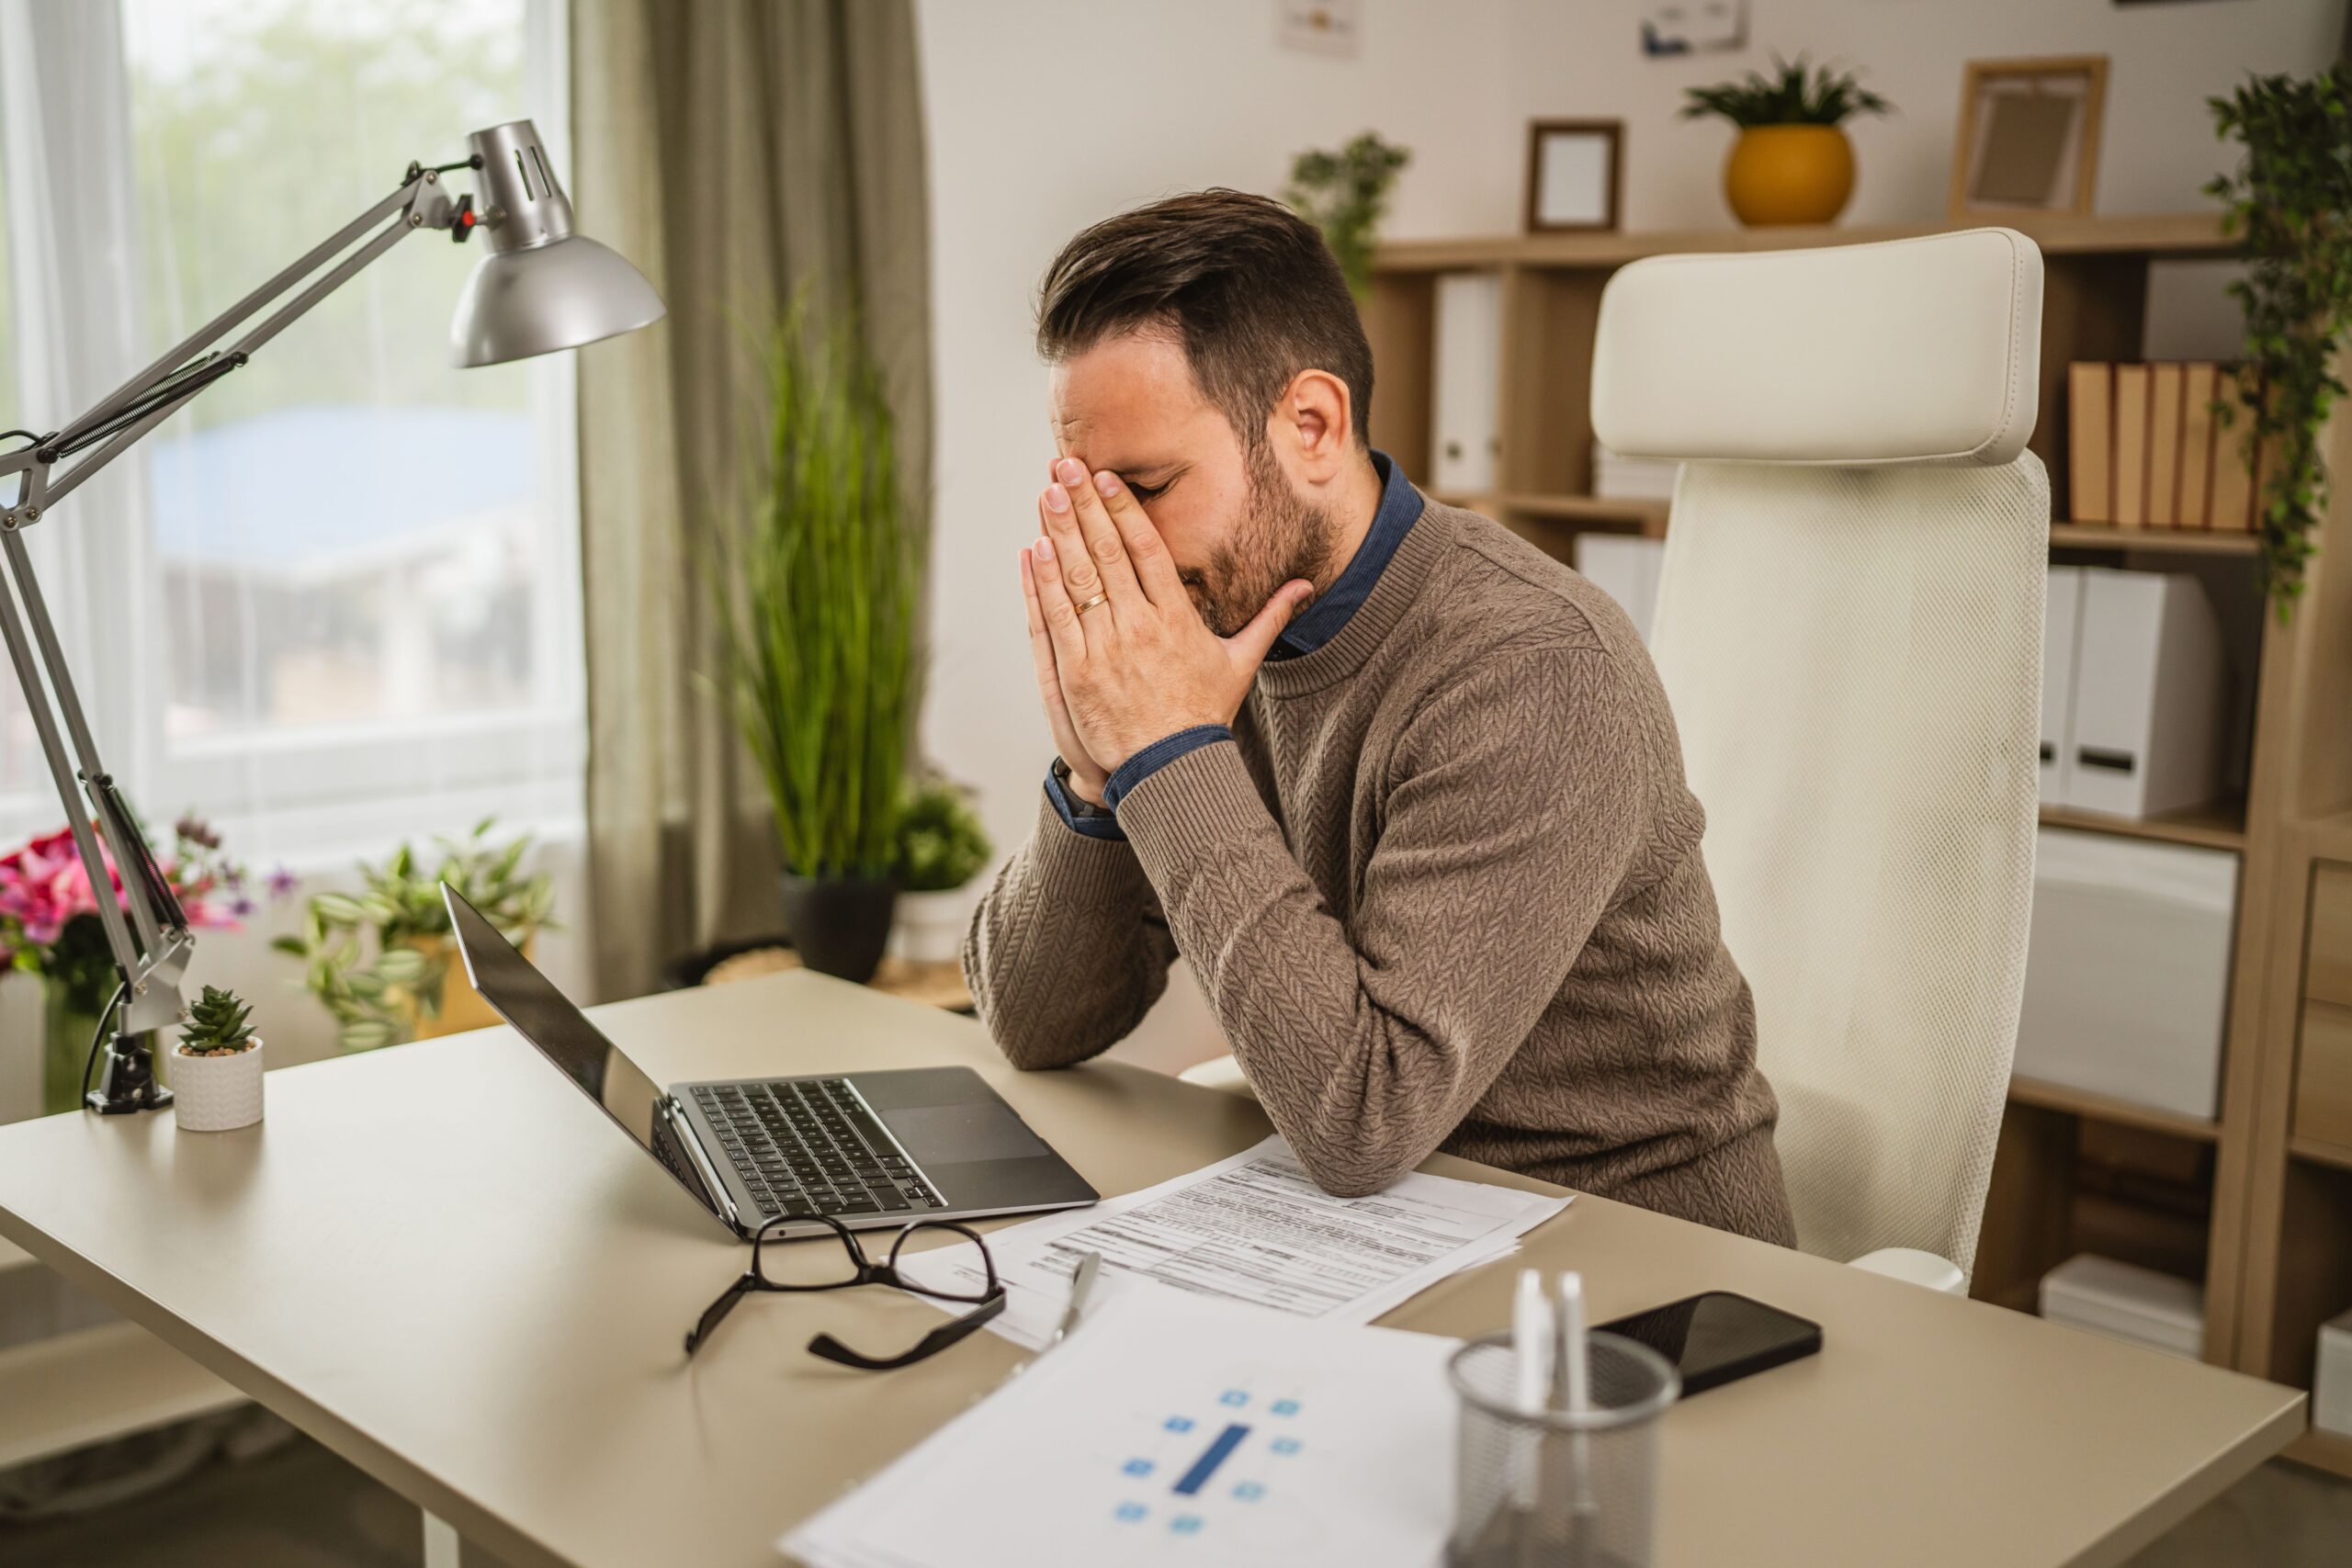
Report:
0,1320,243,1471
2048,523,2261,557
2007,1074,2222,1143
2037,800,2247,853
2289,1135,2352,1174
1375,211,2232,274
2284,1425,2352,1482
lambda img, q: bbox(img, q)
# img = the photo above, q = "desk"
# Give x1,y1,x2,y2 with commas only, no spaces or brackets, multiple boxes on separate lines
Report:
0,974,2302,1567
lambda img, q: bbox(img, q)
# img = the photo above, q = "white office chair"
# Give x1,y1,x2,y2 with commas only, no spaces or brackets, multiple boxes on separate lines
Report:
1591,228,2047,1291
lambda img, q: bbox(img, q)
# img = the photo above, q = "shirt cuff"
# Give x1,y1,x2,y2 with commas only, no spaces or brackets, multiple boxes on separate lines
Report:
1104,726,1233,813
1045,762,1125,840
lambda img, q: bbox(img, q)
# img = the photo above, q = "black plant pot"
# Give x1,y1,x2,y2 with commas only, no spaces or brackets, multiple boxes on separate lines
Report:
777,874,899,985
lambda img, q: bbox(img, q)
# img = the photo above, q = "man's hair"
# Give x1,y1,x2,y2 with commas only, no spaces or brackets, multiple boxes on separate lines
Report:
1035,188,1374,451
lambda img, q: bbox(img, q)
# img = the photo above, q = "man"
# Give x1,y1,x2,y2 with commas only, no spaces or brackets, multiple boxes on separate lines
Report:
963,189,1794,1246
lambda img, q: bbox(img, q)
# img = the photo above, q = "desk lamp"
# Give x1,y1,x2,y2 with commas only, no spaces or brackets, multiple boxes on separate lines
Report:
0,120,662,1112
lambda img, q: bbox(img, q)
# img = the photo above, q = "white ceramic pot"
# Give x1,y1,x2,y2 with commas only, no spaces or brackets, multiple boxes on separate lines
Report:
890,889,972,964
173,1038,264,1133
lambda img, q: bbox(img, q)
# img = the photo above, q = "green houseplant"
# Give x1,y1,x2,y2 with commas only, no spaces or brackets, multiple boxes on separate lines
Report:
1682,54,1892,227
274,818,555,1052
2204,65,2352,615
891,775,994,964
172,983,264,1133
1286,132,1412,300
709,302,925,983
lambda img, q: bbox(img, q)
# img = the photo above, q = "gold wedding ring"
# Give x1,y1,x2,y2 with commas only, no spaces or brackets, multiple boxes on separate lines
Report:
1073,592,1111,616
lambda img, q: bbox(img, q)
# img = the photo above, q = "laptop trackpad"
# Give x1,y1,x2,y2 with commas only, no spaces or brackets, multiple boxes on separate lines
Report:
885,1101,1049,1163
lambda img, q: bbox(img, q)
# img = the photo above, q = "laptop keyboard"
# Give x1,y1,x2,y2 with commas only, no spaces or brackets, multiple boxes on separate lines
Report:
692,1078,944,1223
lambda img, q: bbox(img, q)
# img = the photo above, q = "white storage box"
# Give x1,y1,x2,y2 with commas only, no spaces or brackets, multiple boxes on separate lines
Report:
2013,829,2236,1122
1429,272,1500,494
2040,566,2084,807
2039,1254,2205,1360
2319,1307,2352,1437
2065,569,2228,818
1572,534,1665,647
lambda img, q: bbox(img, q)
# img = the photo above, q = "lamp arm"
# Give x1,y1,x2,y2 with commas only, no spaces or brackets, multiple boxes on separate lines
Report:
0,163,465,1035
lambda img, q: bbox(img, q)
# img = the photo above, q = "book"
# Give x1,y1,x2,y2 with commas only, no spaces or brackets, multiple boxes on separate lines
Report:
2177,363,2217,528
2147,364,2184,526
2207,370,2258,533
2067,363,2113,525
2113,364,2152,527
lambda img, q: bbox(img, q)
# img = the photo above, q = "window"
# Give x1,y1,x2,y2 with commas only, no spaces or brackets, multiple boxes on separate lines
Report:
0,0,581,854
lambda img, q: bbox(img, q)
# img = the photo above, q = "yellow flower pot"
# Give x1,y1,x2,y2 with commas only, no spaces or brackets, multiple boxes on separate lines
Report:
1724,125,1855,227
397,931,530,1040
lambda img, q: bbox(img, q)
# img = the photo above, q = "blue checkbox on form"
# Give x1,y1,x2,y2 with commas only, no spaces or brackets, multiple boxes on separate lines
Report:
1234,1481,1266,1501
1218,1389,1248,1407
1271,1399,1299,1416
1123,1458,1154,1477
1114,1502,1147,1524
1164,1416,1193,1433
1271,1437,1302,1455
1171,1515,1203,1534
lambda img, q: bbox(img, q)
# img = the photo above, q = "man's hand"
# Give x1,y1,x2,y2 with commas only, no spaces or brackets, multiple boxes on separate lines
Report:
1021,456,1311,780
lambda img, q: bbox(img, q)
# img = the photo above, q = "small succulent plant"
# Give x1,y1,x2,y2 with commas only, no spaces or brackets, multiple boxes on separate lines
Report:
179,985,257,1056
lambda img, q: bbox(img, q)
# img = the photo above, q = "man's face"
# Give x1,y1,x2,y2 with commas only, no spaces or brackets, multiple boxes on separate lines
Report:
1049,330,1337,637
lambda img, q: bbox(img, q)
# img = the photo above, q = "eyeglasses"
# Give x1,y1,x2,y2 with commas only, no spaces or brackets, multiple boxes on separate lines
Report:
684,1213,1005,1370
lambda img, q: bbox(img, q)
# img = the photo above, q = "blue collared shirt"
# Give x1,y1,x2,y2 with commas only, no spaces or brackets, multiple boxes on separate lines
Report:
1046,450,1418,837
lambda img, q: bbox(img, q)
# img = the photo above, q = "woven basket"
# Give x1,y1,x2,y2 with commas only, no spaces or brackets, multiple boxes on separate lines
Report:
173,1038,265,1133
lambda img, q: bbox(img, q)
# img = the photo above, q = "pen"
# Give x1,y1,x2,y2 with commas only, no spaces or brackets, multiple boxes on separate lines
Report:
1511,1268,1554,1519
1556,1270,1598,1560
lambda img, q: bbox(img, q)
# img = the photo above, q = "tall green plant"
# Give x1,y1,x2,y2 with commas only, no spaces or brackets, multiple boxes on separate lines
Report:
710,304,924,881
2205,66,2352,615
1286,132,1412,300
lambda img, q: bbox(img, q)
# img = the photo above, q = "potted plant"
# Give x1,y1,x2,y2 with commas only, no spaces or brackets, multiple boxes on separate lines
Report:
2204,65,2352,615
0,817,264,1115
708,303,926,984
1286,131,1413,301
172,984,264,1133
890,776,994,964
274,818,555,1052
1681,54,1892,227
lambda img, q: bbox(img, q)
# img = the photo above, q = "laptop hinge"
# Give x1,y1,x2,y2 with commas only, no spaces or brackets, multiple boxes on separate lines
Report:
662,1096,744,1232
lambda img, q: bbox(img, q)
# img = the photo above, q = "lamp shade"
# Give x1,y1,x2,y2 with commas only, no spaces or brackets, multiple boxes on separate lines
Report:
448,119,663,367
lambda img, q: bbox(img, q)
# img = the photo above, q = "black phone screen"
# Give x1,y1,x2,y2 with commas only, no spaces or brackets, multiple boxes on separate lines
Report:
1595,1291,1822,1395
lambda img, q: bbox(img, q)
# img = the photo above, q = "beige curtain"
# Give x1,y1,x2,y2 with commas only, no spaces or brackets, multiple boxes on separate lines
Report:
570,0,933,1000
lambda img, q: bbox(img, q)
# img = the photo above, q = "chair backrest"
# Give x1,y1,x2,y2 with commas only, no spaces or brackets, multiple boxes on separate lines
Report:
1590,229,2046,1275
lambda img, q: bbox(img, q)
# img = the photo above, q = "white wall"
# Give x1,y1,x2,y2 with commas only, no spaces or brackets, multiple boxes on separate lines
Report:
1506,0,2344,231
917,0,2346,1074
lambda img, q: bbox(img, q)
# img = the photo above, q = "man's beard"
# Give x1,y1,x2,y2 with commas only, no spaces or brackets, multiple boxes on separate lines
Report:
1178,442,1340,637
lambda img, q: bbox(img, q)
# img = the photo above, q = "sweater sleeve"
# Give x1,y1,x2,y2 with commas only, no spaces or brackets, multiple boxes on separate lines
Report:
962,783,1181,1070
1114,647,1648,1197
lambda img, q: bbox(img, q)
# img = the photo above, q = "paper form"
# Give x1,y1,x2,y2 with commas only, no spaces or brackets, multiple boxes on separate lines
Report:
897,1134,1570,1350
781,1287,1463,1568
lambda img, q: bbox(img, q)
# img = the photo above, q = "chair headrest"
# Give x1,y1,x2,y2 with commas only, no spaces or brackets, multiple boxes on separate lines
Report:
1589,227,2042,468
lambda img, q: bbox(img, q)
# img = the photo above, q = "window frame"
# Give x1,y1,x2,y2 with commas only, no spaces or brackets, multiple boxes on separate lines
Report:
0,0,583,854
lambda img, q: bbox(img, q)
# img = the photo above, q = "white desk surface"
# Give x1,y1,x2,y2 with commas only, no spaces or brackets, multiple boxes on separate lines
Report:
0,973,2302,1568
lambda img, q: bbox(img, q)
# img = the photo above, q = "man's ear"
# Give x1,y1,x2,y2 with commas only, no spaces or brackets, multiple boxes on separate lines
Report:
1266,368,1354,484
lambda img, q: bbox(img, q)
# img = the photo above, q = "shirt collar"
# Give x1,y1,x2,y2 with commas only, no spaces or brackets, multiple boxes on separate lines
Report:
1269,448,1420,660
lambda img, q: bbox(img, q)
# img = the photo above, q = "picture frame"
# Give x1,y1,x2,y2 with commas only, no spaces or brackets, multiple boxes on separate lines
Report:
1524,119,1623,233
1950,56,2108,220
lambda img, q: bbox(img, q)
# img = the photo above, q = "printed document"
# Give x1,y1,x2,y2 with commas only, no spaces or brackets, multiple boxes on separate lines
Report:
782,1286,1462,1568
897,1134,1569,1349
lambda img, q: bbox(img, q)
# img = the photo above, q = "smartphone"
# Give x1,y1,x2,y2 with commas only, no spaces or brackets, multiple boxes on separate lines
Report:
1594,1290,1822,1396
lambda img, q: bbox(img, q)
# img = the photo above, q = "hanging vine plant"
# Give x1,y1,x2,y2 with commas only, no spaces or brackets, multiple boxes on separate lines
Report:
2204,66,2352,617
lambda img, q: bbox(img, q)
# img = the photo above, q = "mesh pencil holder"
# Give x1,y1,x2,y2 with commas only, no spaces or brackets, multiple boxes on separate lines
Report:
1446,1329,1679,1568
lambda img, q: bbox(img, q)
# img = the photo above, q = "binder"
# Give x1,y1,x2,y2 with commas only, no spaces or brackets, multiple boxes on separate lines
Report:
2147,364,2184,526
1429,272,1501,495
2041,567,2085,806
2208,383,2256,533
2177,363,2217,528
2068,569,2227,819
2112,365,2152,527
2067,363,2112,524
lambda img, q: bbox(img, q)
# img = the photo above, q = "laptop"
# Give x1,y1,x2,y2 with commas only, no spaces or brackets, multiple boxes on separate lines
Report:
442,885,1099,1241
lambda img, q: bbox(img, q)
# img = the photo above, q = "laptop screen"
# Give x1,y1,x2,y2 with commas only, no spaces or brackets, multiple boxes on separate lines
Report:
441,883,669,1157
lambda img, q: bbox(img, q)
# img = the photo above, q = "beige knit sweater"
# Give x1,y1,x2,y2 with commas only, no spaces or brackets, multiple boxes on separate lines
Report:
964,495,1795,1246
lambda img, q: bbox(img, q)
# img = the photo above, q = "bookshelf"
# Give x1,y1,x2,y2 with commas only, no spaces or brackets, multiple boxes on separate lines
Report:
1369,211,2352,1475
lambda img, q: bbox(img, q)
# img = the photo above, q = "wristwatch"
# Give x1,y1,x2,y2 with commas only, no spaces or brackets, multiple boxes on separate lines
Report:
1051,756,1116,821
